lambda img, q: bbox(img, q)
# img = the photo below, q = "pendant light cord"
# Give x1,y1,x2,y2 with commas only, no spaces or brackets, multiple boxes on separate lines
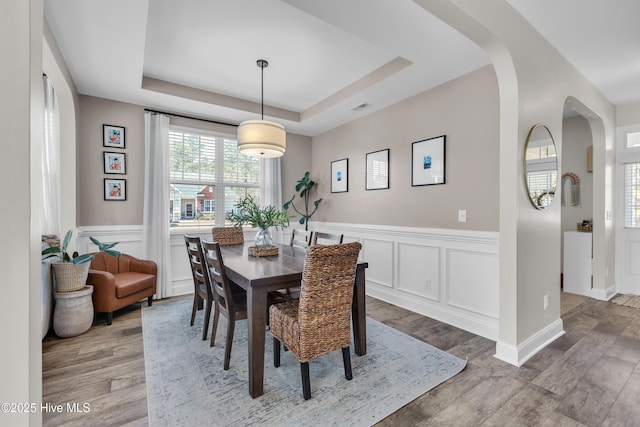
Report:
257,59,268,120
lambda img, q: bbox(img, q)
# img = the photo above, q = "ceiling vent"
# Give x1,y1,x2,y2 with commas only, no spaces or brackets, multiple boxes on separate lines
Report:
350,103,370,112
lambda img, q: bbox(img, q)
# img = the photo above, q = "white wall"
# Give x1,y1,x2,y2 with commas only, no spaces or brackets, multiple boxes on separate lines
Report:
1,1,44,425
413,0,616,366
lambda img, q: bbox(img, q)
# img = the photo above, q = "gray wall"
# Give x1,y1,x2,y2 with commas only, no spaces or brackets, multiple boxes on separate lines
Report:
311,65,499,231
77,95,312,226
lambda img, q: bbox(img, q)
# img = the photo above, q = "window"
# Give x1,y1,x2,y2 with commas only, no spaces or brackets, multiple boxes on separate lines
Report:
626,131,640,149
169,127,261,229
625,163,640,228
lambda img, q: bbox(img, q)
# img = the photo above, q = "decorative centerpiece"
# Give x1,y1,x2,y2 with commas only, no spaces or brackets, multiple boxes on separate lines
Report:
227,195,289,257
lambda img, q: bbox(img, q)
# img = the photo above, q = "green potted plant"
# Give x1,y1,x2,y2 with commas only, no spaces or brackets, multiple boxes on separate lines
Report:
283,171,322,231
227,195,289,251
42,229,121,292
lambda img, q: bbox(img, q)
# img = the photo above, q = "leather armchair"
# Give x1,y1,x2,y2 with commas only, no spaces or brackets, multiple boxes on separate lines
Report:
87,253,157,325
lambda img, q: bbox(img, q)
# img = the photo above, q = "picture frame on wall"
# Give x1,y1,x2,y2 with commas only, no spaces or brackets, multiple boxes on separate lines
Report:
366,149,390,190
103,151,126,174
412,135,446,186
331,158,349,193
104,178,126,201
103,124,125,148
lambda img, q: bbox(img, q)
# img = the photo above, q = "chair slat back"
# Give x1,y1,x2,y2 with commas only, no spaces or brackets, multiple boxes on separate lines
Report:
212,227,244,246
297,242,361,355
311,231,344,246
184,235,212,299
290,229,313,249
201,239,234,312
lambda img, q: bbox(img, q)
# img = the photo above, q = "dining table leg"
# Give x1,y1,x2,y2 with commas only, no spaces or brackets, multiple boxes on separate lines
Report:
352,264,367,356
246,285,267,398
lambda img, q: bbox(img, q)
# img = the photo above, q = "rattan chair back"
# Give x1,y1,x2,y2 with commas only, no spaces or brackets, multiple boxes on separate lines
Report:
212,227,245,246
310,231,344,246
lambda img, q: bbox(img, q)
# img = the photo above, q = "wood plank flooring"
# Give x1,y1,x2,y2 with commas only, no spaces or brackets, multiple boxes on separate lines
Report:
42,292,640,426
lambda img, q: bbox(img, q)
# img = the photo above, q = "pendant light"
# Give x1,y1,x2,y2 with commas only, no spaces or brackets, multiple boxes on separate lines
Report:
237,59,286,158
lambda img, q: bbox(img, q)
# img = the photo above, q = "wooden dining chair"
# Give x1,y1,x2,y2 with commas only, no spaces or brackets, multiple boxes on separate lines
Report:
290,228,313,249
212,226,244,246
310,231,344,246
201,239,288,369
269,241,362,399
184,235,215,341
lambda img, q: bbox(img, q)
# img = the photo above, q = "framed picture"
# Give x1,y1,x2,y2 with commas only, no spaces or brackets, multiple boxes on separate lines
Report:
366,149,390,190
331,158,349,193
103,151,126,174
412,135,446,186
104,178,126,201
103,124,125,148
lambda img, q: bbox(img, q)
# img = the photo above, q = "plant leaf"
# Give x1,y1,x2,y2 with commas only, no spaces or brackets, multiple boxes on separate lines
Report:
73,254,94,264
62,229,73,253
299,217,306,225
104,249,121,258
314,199,322,207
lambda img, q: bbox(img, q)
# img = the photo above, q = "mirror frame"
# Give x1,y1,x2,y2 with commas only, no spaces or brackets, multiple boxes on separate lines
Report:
523,124,558,210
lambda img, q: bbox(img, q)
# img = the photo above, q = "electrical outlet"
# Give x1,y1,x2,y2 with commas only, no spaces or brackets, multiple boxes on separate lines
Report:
458,209,467,223
543,294,549,311
424,278,431,290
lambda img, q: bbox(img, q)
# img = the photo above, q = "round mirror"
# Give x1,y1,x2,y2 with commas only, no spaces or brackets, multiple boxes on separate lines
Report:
524,124,558,210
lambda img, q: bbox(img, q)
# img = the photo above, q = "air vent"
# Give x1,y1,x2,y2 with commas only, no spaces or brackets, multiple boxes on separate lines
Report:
350,103,370,112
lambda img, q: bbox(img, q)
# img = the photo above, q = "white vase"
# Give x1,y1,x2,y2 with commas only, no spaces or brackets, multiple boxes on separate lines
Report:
53,286,94,338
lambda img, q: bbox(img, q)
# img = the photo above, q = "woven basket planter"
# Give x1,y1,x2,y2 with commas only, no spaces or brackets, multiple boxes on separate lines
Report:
52,262,91,293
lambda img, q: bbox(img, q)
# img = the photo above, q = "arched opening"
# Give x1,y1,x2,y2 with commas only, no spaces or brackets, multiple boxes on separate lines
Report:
561,96,605,304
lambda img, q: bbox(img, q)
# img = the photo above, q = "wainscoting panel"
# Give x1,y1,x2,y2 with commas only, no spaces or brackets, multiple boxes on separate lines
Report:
361,238,394,289
396,242,440,301
309,222,500,340
446,249,499,318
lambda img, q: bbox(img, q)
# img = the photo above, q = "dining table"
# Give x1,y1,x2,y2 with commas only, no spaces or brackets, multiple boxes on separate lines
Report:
219,242,369,398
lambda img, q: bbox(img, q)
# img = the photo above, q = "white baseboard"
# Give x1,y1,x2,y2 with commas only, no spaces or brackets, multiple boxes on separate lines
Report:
591,284,617,301
495,319,564,367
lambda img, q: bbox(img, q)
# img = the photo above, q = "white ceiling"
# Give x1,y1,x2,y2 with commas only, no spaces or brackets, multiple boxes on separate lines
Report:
44,0,640,137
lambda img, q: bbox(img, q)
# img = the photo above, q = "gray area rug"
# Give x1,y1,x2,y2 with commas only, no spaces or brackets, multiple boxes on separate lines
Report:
142,296,467,426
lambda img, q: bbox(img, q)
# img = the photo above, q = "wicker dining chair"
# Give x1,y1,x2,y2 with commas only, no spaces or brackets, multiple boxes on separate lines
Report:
201,239,288,370
212,227,245,246
269,241,362,400
290,229,313,249
310,231,344,246
184,235,215,341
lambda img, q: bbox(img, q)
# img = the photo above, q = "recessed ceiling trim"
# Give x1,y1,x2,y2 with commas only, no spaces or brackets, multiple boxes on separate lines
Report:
141,76,300,122
301,56,413,121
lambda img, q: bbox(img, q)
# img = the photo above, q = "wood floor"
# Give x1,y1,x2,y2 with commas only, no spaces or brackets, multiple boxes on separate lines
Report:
42,292,640,426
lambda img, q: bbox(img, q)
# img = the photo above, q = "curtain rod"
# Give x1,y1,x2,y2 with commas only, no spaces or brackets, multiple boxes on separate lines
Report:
144,108,238,128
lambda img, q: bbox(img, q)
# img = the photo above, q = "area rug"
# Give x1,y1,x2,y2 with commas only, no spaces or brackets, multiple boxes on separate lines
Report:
611,293,640,309
142,296,467,426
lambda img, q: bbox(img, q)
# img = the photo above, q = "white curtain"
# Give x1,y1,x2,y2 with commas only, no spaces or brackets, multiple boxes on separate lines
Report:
143,112,172,299
260,157,283,242
41,75,60,237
